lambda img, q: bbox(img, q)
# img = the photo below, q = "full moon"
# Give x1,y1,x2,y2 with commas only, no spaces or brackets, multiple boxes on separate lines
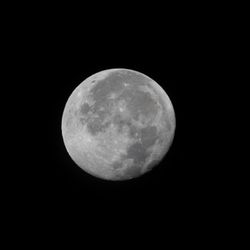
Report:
61,69,175,181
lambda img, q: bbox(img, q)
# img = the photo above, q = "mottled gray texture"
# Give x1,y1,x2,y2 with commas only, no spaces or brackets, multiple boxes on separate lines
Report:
62,68,175,181
78,70,158,138
126,90,158,121
119,164,142,179
80,103,91,115
140,126,158,148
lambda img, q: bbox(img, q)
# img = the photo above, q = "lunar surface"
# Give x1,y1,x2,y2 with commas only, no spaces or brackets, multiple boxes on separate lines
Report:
61,69,175,181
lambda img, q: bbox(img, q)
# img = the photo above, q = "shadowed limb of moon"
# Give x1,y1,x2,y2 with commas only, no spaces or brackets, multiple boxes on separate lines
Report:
61,68,175,181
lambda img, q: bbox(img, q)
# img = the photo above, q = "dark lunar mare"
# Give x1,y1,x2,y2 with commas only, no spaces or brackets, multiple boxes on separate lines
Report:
80,103,91,115
115,125,159,178
79,70,159,136
118,165,142,179
77,70,164,179
89,70,158,120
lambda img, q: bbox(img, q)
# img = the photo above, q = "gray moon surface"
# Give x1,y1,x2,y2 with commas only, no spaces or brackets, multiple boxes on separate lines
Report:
61,68,175,181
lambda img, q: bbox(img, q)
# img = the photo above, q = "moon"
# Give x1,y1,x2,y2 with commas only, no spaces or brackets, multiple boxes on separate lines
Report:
61,68,175,181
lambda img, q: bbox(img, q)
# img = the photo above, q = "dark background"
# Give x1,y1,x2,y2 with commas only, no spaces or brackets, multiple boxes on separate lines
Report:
26,34,215,222
5,6,231,244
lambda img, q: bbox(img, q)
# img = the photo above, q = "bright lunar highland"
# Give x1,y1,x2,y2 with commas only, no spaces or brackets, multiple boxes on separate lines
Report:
61,69,175,181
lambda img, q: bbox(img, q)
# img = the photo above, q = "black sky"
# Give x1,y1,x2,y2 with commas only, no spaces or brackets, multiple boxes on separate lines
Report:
6,14,226,240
